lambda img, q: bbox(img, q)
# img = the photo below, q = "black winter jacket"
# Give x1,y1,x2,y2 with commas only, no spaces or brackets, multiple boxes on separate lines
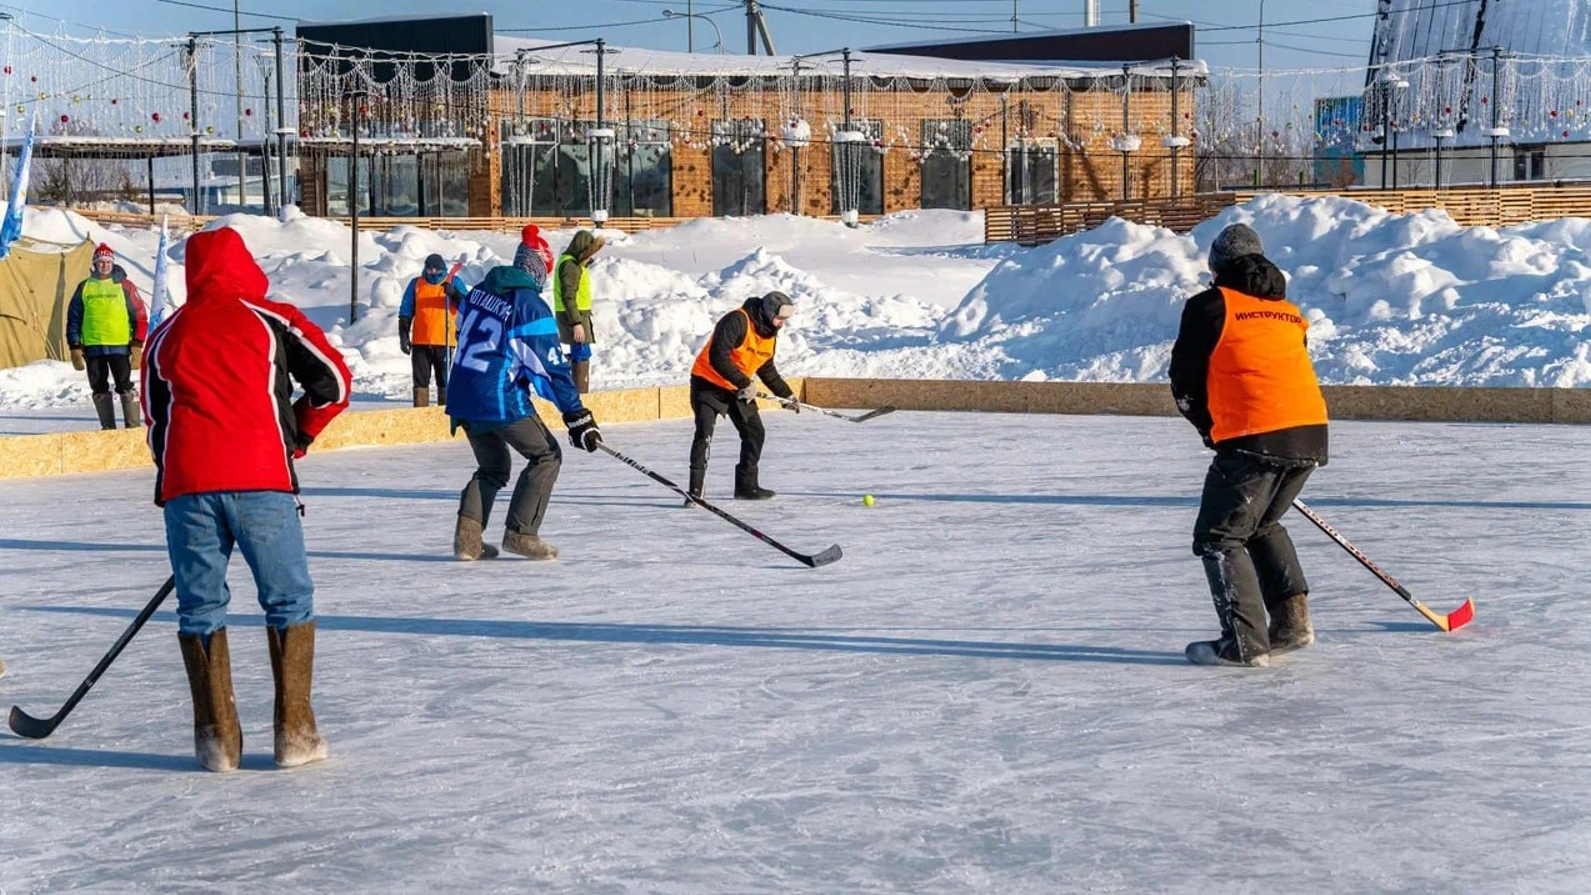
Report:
691,297,795,399
1168,254,1328,465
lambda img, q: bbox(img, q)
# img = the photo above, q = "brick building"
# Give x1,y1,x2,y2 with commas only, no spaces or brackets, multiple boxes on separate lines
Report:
295,17,1202,221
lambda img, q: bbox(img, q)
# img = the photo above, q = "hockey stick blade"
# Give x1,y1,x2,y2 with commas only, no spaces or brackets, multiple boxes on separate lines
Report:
802,544,844,568
758,393,895,423
846,406,896,423
1416,596,1476,632
9,704,63,740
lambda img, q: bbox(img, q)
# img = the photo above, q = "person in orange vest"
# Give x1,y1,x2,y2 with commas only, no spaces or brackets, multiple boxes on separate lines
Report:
687,291,798,503
398,253,468,407
1169,223,1329,669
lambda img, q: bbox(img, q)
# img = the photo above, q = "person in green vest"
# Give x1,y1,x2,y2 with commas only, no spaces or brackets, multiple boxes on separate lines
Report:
67,243,149,429
553,229,604,394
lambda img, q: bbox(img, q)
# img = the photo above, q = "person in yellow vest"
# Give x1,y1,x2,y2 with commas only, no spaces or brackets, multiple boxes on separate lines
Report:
398,253,467,407
1169,223,1329,669
67,243,148,429
688,291,798,504
553,229,604,394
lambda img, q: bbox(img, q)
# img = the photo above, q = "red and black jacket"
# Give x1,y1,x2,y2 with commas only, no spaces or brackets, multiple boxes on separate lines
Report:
140,227,351,505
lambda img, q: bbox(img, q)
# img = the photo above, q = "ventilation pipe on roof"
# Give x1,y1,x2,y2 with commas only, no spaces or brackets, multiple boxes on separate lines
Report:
1084,0,1099,27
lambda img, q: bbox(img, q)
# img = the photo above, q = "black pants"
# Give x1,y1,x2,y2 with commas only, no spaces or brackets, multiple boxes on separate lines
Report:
689,377,764,479
458,416,562,536
411,345,450,389
86,354,134,396
1191,450,1315,658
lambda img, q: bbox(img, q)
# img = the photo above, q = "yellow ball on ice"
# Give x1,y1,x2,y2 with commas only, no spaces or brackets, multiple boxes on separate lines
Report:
862,494,875,507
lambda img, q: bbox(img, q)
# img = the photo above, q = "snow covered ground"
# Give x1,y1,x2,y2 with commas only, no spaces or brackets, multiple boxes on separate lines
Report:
7,191,1591,425
2,411,1587,893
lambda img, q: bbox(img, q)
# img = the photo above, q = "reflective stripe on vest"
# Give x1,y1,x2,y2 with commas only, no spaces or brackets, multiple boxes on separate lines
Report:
1207,287,1328,442
552,254,592,314
80,277,132,347
409,278,456,346
691,309,776,391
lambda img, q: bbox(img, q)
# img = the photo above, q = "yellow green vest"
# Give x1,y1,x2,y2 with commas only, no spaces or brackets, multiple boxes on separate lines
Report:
81,277,132,346
552,254,592,314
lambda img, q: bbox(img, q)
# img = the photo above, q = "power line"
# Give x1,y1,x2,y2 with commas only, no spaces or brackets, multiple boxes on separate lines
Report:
1200,0,1479,33
152,0,296,22
759,2,1020,34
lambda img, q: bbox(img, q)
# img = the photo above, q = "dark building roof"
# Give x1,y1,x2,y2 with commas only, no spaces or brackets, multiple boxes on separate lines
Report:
866,22,1195,65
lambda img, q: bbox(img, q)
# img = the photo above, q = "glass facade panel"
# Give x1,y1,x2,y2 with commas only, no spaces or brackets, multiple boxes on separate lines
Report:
712,118,767,217
920,119,972,210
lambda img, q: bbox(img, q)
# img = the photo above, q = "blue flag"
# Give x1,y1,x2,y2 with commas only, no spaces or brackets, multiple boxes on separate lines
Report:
149,215,170,328
0,115,36,263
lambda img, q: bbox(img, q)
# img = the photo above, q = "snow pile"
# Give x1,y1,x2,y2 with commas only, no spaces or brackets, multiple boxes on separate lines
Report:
5,194,1591,410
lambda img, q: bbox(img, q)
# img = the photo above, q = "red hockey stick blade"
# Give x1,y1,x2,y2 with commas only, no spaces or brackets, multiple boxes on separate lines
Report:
1443,597,1476,632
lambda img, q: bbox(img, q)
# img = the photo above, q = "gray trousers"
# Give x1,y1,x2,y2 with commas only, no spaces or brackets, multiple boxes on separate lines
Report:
1191,450,1315,659
458,416,562,536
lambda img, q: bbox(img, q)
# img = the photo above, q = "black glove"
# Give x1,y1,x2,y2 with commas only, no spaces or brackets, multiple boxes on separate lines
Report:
736,384,757,403
1200,430,1215,450
563,408,602,452
398,317,412,355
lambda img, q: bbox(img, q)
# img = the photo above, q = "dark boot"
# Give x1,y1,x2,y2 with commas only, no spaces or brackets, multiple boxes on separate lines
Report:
1186,550,1270,667
684,467,706,508
92,393,116,430
453,515,499,561
436,384,447,406
177,629,242,772
734,463,775,500
570,359,590,394
119,391,141,429
1267,593,1315,654
412,387,429,408
268,622,329,768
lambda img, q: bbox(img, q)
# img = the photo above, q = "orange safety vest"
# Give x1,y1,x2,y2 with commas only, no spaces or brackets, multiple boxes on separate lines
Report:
691,309,776,391
410,278,456,346
1207,287,1328,443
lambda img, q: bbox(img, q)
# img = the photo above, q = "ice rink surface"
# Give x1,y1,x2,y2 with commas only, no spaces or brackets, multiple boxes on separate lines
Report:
1,411,1587,894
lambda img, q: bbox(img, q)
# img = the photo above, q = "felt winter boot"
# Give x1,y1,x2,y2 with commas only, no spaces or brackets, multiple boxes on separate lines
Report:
1186,550,1271,668
1267,593,1315,654
502,529,559,560
684,467,706,508
452,515,499,561
1185,637,1270,668
119,391,141,428
412,387,429,408
178,629,243,772
436,384,447,406
734,463,775,500
570,359,590,394
92,393,117,430
268,622,329,769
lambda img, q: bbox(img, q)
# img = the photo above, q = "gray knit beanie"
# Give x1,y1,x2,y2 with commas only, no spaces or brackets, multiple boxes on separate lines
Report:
512,242,548,288
1208,223,1264,275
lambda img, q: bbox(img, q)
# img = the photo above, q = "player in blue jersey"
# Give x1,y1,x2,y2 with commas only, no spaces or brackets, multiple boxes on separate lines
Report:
445,245,603,561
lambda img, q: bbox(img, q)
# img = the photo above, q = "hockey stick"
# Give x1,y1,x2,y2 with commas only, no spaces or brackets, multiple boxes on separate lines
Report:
757,392,896,423
1291,499,1475,632
596,443,842,568
9,575,177,739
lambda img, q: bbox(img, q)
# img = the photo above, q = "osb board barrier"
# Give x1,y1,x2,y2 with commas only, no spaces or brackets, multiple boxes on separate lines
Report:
3,377,1588,482
0,381,805,482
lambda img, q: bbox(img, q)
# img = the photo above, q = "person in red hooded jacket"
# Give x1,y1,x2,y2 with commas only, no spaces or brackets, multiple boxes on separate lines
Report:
140,226,352,773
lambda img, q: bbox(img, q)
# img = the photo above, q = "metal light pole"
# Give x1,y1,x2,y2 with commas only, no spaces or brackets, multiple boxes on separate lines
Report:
348,90,368,325
1256,0,1265,188
233,0,246,210
664,9,723,52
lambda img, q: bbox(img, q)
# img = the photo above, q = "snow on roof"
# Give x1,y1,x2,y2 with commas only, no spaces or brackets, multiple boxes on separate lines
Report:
494,36,1204,82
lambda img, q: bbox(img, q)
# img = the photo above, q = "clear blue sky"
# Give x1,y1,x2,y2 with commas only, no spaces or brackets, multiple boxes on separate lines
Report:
0,0,1378,73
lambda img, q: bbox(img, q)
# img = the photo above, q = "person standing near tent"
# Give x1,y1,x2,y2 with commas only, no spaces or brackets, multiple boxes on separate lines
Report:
553,229,603,394
446,243,603,562
687,291,798,504
398,253,468,407
141,225,352,772
67,243,148,429
1169,223,1329,669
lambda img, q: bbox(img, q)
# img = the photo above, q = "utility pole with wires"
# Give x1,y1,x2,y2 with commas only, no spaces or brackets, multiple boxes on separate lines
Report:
743,0,775,55
233,0,247,211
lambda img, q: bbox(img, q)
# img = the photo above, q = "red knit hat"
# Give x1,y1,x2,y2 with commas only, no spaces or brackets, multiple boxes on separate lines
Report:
520,223,541,245
93,243,114,262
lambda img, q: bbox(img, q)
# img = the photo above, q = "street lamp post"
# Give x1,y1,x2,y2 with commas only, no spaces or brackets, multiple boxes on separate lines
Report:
663,9,723,52
1256,0,1265,188
347,90,369,325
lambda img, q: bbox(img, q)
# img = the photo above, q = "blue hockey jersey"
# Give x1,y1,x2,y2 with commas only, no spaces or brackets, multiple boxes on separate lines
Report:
444,266,584,426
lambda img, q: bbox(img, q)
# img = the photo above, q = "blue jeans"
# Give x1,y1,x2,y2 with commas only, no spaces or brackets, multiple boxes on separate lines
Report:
163,492,315,636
